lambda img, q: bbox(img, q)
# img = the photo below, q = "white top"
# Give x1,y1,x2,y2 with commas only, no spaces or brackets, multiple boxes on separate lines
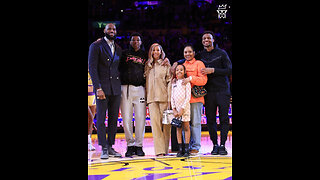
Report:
104,37,115,55
171,79,191,122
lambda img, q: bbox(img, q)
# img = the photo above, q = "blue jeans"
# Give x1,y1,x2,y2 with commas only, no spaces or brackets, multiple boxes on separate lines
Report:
189,102,203,151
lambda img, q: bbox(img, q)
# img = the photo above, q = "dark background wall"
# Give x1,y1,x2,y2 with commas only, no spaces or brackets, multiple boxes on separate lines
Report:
88,0,232,63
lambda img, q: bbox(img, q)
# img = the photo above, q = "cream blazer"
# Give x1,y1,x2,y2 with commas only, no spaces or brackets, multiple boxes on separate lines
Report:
144,59,172,105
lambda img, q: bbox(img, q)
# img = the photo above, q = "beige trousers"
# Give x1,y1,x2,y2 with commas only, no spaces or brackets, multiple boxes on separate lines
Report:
148,102,171,155
121,85,146,147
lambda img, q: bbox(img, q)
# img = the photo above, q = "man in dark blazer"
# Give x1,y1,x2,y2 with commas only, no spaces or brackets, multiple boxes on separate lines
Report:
88,23,122,159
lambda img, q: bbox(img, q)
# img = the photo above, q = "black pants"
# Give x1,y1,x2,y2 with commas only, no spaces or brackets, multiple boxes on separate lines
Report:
95,94,121,147
205,91,231,145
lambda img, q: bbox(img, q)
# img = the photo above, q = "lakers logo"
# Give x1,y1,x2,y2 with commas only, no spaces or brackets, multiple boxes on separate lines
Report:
88,156,232,180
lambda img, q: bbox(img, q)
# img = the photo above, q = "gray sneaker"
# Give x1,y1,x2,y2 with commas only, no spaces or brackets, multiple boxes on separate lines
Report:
100,149,109,159
108,147,122,157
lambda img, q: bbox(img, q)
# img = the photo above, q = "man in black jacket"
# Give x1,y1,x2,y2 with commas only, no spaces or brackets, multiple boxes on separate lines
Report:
88,23,122,159
198,31,232,155
119,32,148,157
172,31,232,155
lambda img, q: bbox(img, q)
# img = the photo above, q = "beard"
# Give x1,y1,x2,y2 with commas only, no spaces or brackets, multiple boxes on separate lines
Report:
105,33,116,40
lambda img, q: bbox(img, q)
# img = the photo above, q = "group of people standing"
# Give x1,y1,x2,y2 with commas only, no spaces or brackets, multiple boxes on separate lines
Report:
88,23,232,159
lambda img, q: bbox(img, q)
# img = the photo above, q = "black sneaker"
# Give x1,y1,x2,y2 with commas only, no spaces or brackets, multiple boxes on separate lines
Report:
218,145,228,155
108,146,122,157
132,146,136,155
125,146,135,157
211,145,219,155
135,146,145,156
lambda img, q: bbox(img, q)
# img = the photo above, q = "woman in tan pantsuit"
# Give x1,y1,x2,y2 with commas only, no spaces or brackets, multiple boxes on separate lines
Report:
145,43,172,156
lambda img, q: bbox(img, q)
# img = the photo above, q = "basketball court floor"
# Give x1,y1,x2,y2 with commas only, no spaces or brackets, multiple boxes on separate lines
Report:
88,131,232,180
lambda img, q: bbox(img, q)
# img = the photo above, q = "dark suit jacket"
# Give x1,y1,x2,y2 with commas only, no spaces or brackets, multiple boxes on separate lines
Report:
88,38,122,96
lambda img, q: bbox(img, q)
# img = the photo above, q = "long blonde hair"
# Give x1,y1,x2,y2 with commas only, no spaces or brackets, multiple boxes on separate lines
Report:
147,43,166,68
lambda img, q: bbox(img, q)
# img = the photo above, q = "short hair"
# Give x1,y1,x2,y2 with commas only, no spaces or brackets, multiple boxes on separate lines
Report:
202,31,216,40
129,32,145,51
130,32,143,42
